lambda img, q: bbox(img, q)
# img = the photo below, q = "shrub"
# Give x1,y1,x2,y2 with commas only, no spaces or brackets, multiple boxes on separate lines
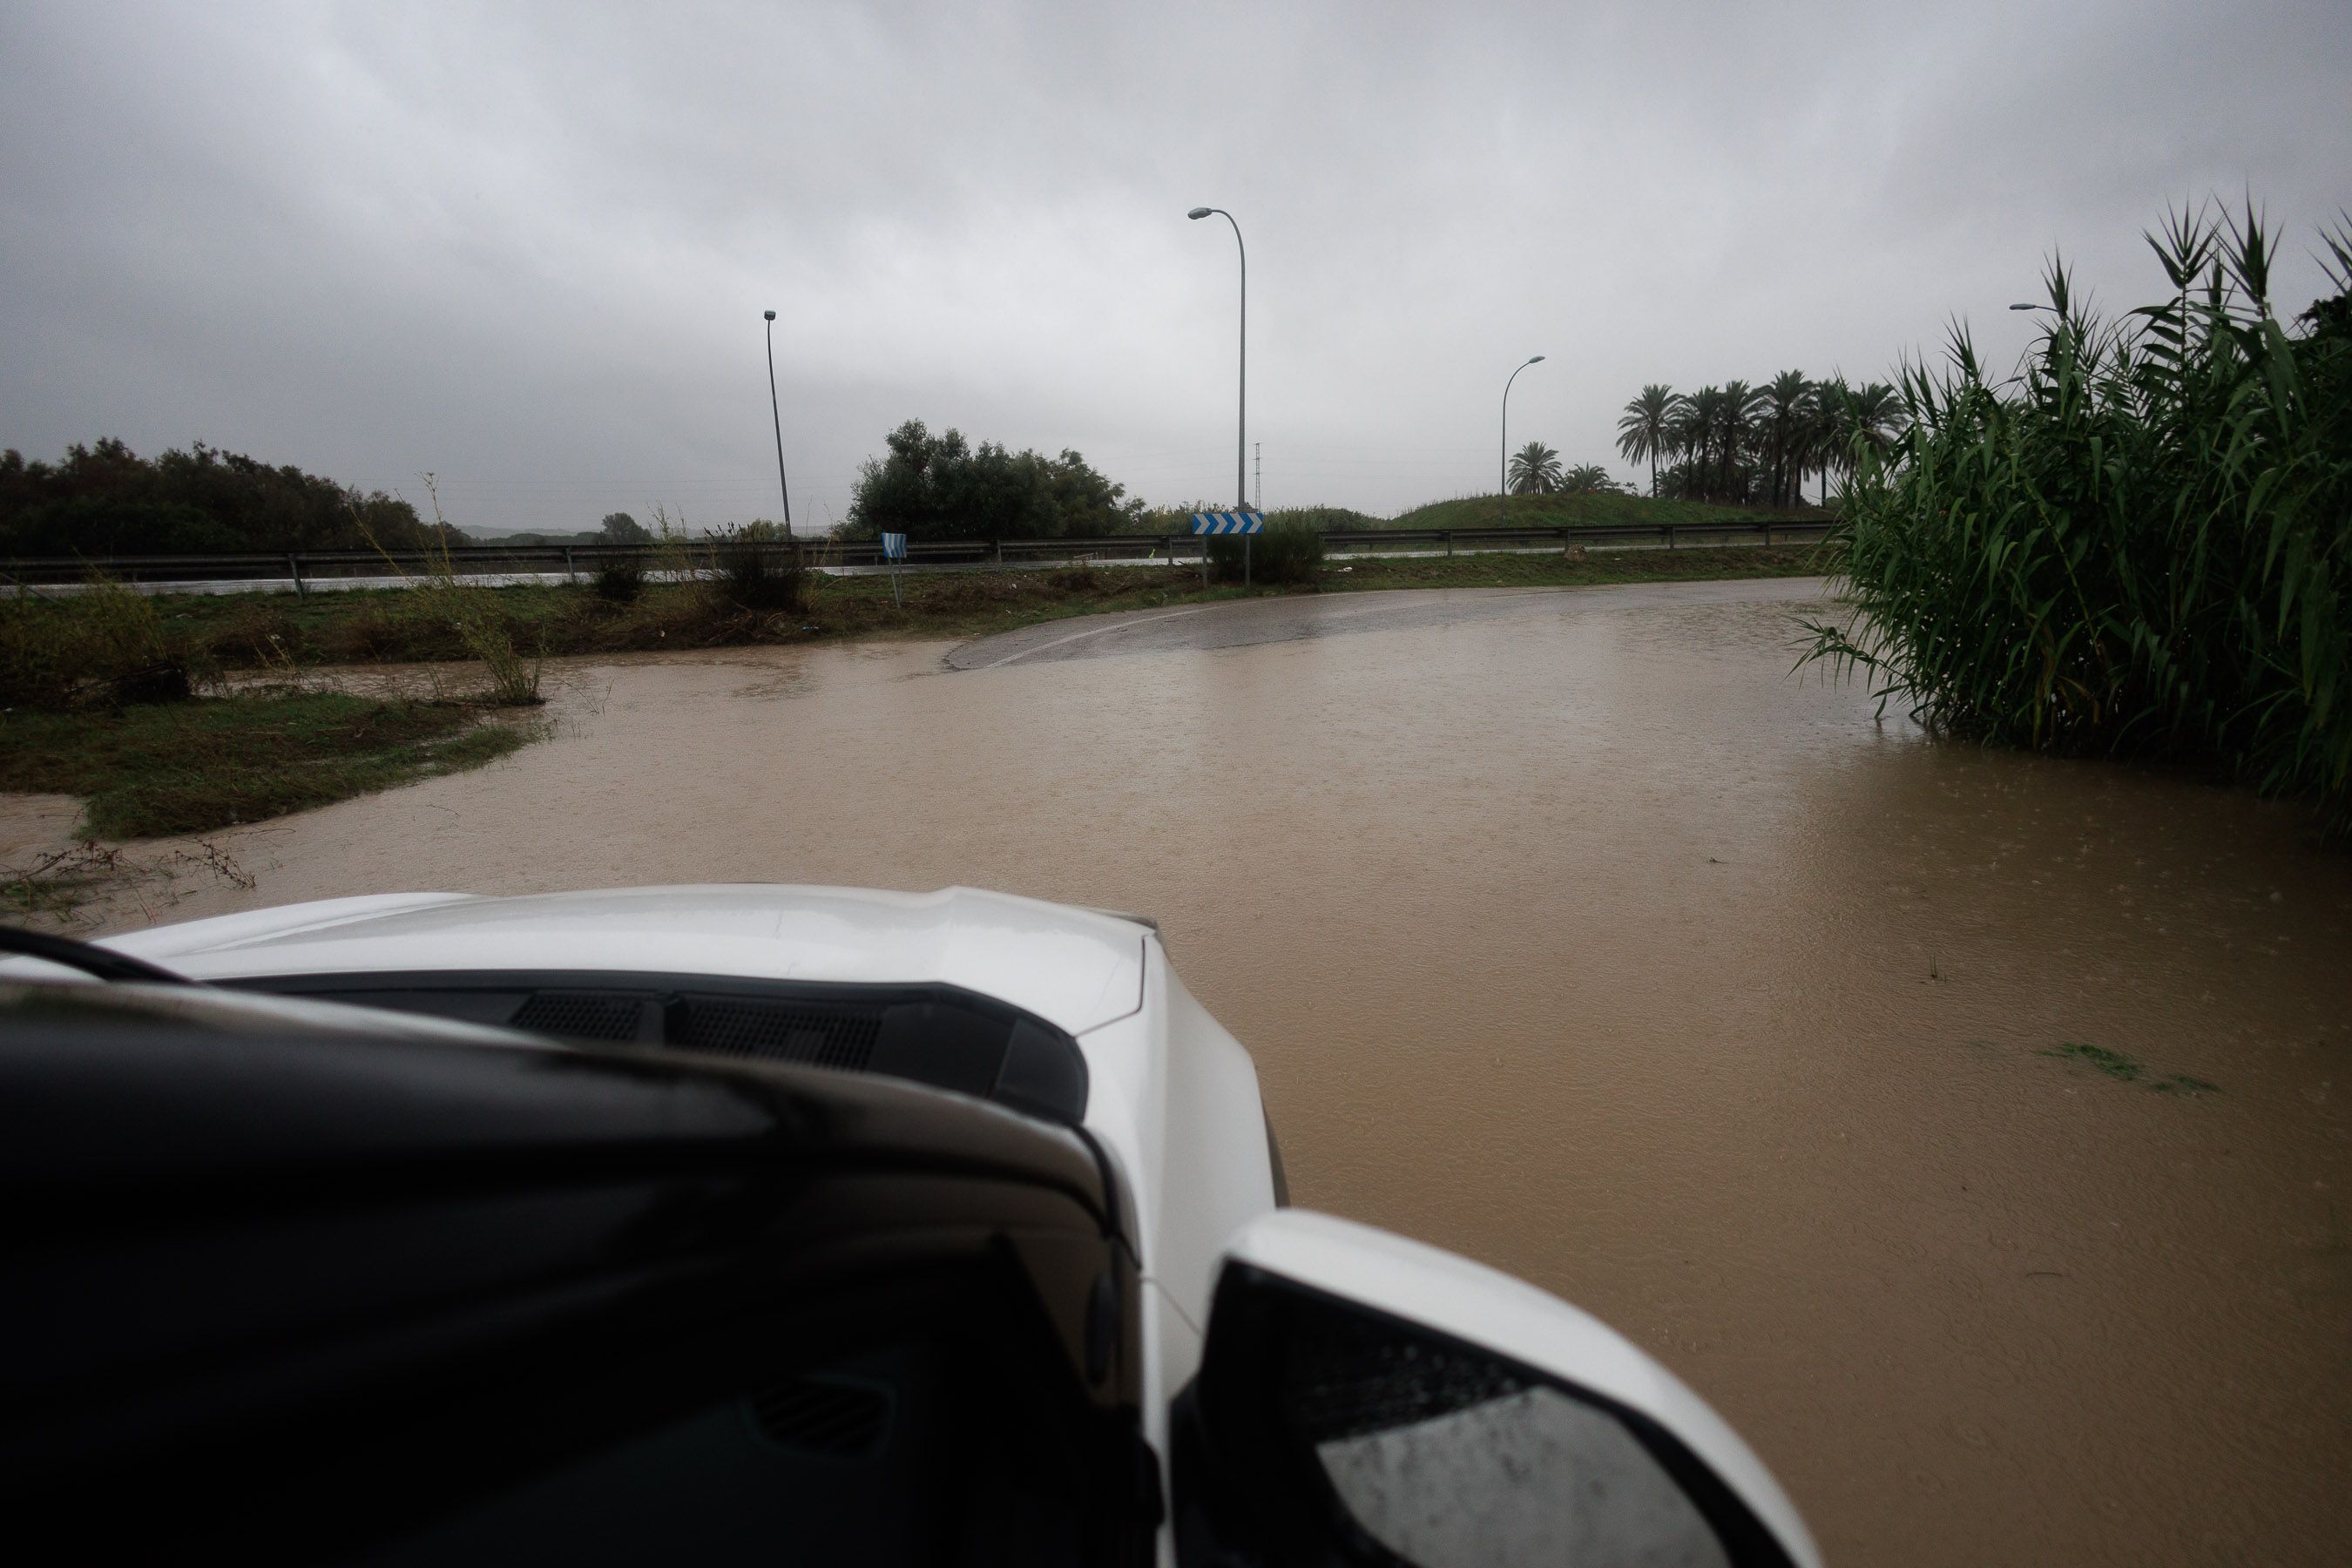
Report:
593,555,645,603
713,521,807,613
1802,203,2352,835
1208,513,1324,585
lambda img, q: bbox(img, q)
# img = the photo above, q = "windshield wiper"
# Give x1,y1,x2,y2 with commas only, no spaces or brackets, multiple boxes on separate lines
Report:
0,926,199,986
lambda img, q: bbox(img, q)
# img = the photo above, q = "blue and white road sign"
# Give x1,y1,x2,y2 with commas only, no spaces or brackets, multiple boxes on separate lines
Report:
1190,510,1264,535
882,532,908,560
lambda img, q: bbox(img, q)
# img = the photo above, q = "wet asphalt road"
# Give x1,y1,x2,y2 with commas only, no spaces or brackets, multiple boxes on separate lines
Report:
945,575,1833,670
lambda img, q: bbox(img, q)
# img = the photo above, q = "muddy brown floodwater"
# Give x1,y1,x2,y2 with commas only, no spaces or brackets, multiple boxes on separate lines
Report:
27,578,2352,1565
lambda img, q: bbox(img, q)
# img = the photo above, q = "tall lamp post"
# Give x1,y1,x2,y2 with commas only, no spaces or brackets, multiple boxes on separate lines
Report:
1500,355,1545,522
761,309,793,537
1188,206,1247,583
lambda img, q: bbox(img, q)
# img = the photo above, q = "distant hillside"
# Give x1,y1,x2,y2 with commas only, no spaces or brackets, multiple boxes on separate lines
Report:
1386,491,1829,531
457,527,602,546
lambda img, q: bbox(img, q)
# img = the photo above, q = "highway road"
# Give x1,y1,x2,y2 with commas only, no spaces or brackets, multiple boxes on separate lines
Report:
947,575,1832,670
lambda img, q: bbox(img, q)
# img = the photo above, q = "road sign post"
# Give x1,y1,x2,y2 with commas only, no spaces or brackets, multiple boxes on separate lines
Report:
882,531,907,609
1190,510,1263,589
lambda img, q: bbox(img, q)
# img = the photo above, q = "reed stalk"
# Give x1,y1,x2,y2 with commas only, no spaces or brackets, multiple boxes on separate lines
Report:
1802,202,2351,835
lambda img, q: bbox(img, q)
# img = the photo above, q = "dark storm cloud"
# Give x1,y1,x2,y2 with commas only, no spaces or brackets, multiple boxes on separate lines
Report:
3,0,2346,528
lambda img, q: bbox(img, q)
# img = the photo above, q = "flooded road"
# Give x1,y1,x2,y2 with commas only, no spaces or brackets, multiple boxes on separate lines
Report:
30,578,2352,1565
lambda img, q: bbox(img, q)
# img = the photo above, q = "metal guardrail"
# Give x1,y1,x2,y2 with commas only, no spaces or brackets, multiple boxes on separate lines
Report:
1,517,1832,591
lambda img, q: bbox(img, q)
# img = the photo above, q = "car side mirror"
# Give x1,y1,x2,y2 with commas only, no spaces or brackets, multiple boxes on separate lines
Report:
1173,1210,1819,1568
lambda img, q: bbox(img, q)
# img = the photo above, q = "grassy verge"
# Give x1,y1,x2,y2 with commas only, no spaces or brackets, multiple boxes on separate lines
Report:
91,538,1827,667
0,691,537,838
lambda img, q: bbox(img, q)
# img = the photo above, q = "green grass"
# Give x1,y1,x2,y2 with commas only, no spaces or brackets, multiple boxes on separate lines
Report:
2041,1042,2145,1081
2038,1042,2220,1096
0,691,536,838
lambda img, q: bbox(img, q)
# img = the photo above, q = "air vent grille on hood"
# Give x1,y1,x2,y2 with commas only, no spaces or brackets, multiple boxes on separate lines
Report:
508,992,648,1042
676,998,882,1070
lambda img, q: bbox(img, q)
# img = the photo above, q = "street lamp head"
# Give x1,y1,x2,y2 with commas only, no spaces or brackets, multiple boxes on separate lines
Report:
2009,303,2044,311
1187,206,1213,220
763,309,776,321
1529,355,1546,364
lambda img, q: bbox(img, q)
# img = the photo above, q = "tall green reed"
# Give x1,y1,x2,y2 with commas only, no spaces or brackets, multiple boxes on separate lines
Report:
1803,203,2351,835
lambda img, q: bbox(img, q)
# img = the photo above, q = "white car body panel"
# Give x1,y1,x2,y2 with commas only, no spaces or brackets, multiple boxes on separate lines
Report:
104,885,1150,1037
95,884,1274,1472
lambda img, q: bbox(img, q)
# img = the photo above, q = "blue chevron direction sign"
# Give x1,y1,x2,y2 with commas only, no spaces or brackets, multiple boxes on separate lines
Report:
881,531,908,560
1190,510,1264,535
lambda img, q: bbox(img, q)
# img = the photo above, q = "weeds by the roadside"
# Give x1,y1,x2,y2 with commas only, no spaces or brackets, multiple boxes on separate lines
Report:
1,575,203,710
2,836,254,928
360,476,544,706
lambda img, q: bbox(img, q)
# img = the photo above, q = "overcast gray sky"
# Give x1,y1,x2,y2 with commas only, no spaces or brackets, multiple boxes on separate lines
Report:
3,1,2346,530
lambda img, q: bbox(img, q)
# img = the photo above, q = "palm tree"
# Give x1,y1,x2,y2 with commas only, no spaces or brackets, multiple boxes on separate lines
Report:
1508,442,1564,496
1758,371,1814,506
1559,463,1621,495
1714,381,1766,503
1807,375,1850,504
1673,388,1719,499
1810,380,1905,503
1615,385,1677,497
1848,382,1906,463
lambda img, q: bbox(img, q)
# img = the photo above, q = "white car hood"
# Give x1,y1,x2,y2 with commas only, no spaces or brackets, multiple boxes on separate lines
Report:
101,885,1151,1037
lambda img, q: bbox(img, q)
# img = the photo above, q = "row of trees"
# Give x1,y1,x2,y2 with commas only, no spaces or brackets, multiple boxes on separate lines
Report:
1615,375,1906,506
844,419,1144,540
0,439,443,556
1505,446,1622,496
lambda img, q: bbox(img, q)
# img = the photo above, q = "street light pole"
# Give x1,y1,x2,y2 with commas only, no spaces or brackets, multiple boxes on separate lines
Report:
761,310,793,537
1501,355,1544,522
1189,206,1247,585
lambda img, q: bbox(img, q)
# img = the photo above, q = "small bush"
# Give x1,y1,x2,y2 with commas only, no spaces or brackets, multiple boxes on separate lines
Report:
714,521,807,613
593,555,645,603
1208,514,1324,585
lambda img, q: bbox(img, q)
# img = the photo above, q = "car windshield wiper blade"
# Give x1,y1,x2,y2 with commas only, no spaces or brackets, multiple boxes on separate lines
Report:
0,926,199,986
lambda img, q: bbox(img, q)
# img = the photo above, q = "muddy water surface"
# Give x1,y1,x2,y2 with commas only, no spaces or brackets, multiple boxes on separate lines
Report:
40,580,2352,1565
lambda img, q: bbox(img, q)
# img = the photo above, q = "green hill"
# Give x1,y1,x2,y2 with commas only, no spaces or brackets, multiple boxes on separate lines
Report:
457,528,602,546
1385,491,1828,531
